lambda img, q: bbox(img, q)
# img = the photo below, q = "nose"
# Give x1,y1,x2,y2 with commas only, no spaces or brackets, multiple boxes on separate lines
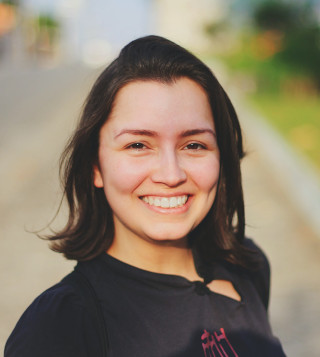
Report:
151,149,187,187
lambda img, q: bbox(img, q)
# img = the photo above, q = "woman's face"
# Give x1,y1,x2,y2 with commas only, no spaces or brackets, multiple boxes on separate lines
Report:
94,78,220,247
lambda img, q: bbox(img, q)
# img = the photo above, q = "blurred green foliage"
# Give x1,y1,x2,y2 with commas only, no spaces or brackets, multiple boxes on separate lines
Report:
250,93,320,170
207,0,320,171
37,14,59,30
23,12,60,60
253,0,320,88
0,0,17,5
254,1,311,32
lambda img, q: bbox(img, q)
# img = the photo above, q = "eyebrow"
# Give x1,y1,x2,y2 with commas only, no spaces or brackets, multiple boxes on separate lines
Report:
115,129,158,138
180,129,216,138
114,128,216,139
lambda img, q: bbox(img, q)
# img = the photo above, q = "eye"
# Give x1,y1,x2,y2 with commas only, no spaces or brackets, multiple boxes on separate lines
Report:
126,142,147,150
184,142,207,150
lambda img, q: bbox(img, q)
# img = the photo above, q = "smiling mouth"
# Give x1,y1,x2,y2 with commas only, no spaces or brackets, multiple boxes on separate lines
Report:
140,195,189,208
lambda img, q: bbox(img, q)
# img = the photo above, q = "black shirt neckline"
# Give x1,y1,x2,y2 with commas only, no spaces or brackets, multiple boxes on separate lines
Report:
100,252,207,287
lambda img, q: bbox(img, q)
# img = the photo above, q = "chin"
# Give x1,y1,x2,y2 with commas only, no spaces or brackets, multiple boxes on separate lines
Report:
144,229,190,245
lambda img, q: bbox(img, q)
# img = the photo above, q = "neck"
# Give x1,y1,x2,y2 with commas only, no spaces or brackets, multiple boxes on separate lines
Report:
107,233,201,281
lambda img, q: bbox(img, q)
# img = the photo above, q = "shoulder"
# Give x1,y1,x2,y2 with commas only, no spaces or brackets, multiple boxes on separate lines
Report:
15,278,86,324
243,238,271,310
5,275,101,357
243,238,270,274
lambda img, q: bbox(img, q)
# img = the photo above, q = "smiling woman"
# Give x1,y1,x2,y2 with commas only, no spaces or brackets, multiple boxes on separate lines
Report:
5,36,286,357
93,79,220,264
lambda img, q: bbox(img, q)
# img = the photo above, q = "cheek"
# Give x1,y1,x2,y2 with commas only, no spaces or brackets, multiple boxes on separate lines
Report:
100,155,150,195
188,158,220,191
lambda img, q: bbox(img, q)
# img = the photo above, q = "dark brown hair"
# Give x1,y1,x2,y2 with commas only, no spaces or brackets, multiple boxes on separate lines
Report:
48,35,256,268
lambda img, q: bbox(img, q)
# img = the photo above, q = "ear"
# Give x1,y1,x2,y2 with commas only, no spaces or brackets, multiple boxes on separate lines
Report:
93,165,104,188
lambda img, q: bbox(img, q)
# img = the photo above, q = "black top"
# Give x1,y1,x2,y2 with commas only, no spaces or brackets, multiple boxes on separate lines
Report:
5,239,286,356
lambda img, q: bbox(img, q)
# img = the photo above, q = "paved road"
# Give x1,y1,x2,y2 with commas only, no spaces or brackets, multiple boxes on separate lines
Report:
0,63,100,351
1,63,319,356
241,134,320,357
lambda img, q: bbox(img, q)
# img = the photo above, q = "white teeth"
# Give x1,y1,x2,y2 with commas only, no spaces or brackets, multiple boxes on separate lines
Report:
142,195,188,208
169,197,177,208
161,198,169,208
154,197,161,206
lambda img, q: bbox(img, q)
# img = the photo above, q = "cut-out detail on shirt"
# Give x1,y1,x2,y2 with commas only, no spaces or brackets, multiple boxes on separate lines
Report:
206,280,241,302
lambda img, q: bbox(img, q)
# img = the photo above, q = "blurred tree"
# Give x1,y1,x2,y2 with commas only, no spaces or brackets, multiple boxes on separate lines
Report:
253,1,298,32
35,14,60,57
37,14,59,31
253,0,320,88
204,20,228,37
0,0,17,5
23,13,60,62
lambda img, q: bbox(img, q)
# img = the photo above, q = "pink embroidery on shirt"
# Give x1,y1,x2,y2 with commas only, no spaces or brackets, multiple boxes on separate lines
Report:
201,328,239,357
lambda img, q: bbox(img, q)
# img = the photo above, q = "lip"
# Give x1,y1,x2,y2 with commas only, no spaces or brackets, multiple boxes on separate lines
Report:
139,194,193,214
139,192,191,198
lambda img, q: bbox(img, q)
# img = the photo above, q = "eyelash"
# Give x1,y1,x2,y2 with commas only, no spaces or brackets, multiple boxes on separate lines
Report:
184,142,207,150
125,142,207,151
126,142,147,150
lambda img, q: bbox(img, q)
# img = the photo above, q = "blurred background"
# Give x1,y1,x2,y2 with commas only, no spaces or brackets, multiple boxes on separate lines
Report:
1,0,319,355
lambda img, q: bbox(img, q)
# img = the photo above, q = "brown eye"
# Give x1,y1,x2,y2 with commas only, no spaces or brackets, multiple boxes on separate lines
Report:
185,143,206,150
127,142,146,150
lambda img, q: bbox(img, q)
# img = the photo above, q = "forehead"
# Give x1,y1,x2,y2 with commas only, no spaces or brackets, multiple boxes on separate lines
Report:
103,77,215,136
